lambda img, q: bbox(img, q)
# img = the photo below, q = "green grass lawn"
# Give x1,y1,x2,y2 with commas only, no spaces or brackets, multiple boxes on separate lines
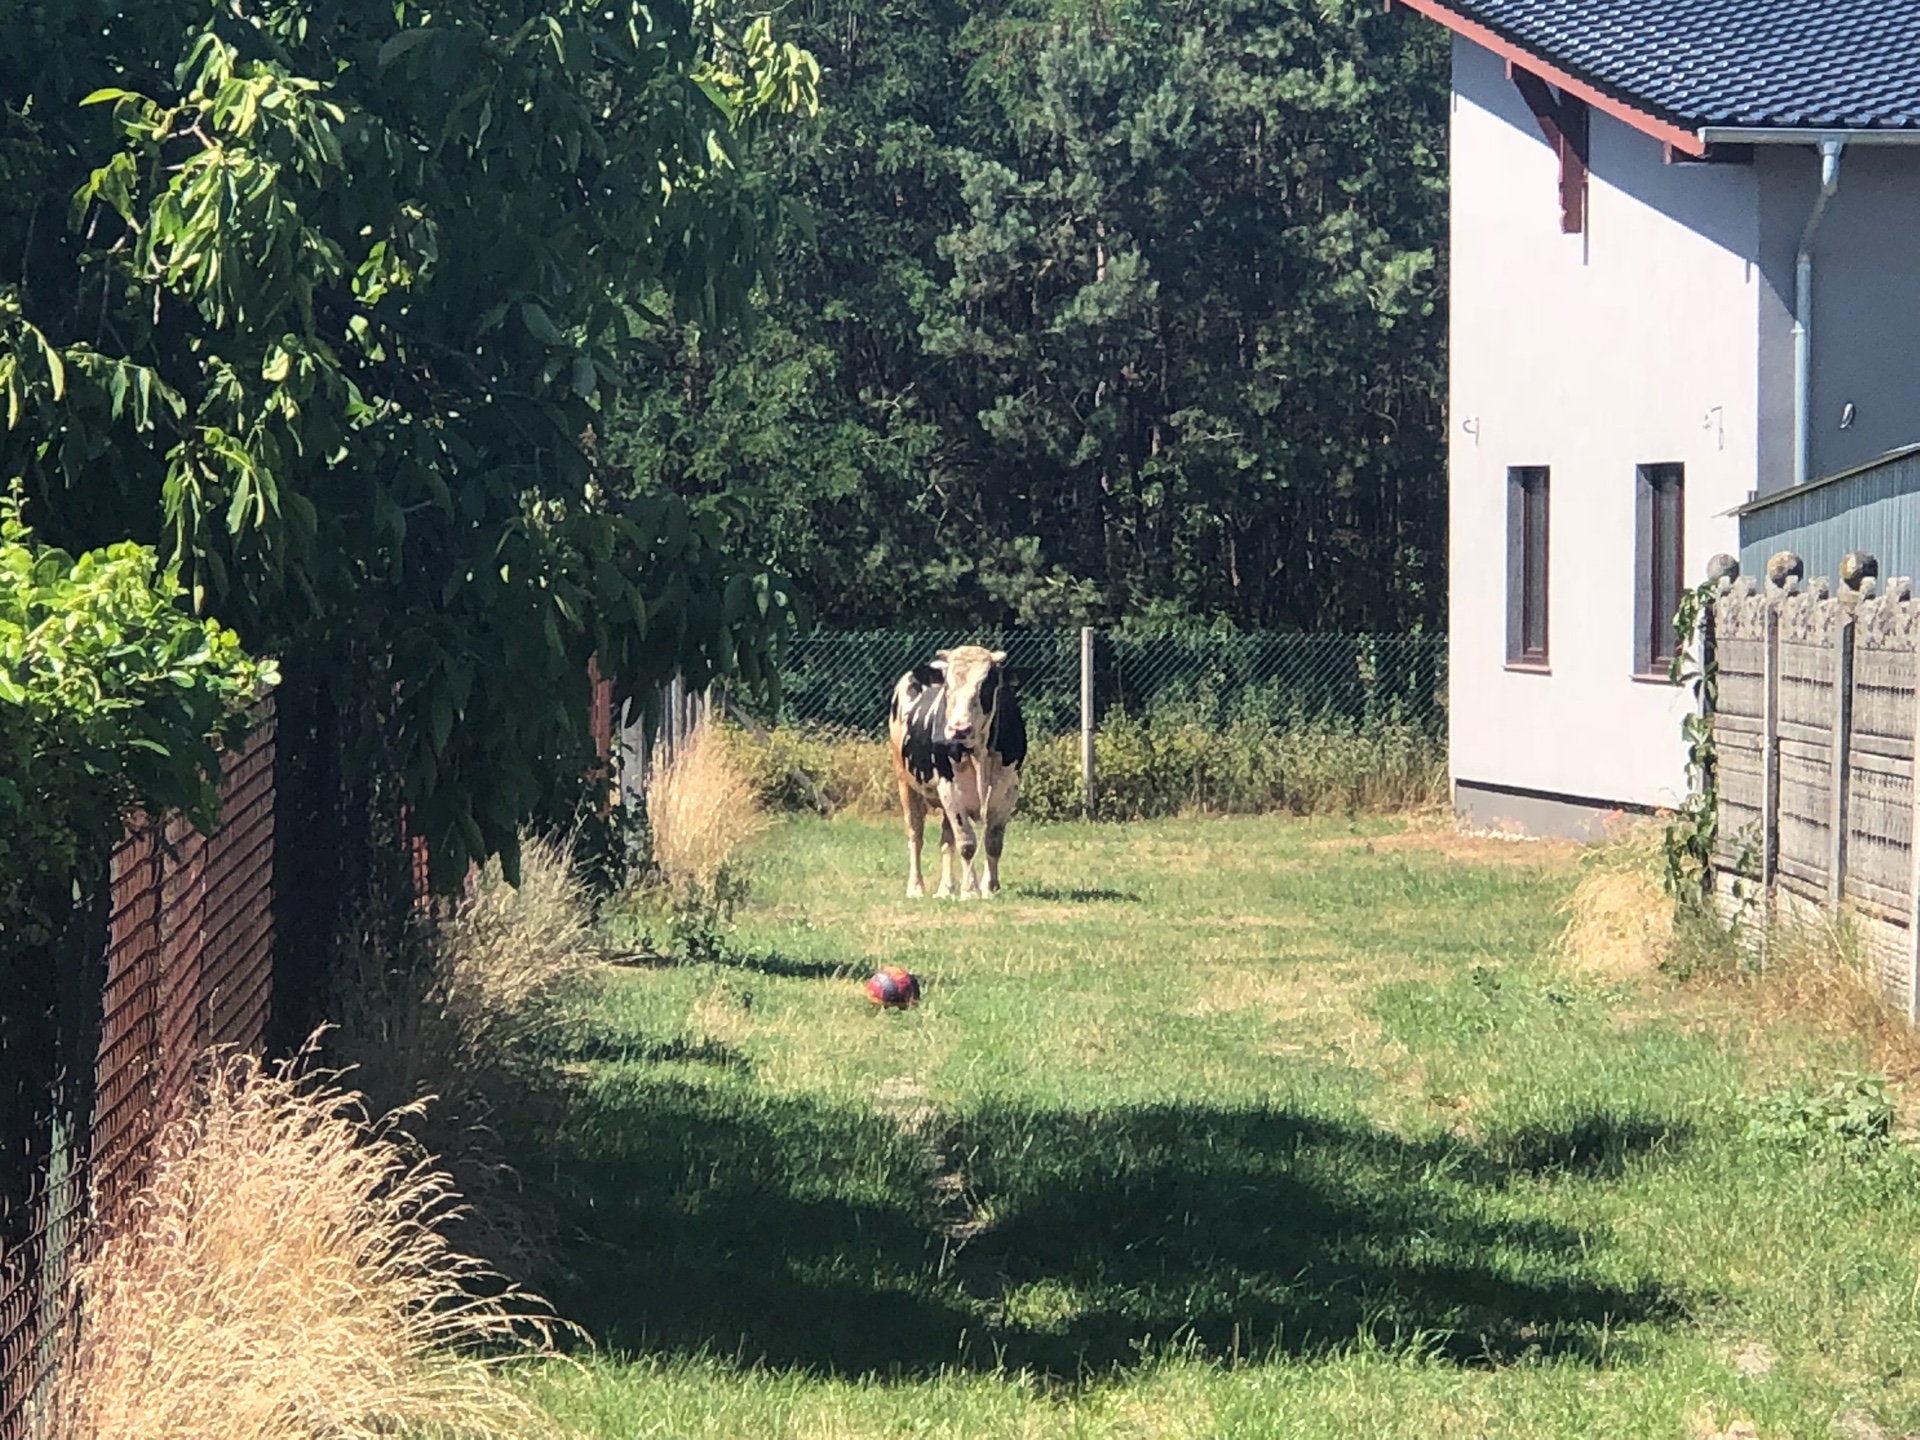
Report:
506,815,1920,1438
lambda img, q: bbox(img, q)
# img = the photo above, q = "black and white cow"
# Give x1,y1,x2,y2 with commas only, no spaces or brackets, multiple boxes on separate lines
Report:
888,646,1027,898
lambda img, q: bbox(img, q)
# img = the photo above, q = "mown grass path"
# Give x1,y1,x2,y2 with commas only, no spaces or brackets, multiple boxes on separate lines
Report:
514,816,1920,1438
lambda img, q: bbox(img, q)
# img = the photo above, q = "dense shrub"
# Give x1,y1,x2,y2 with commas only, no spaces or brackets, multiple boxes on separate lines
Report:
723,715,1445,822
1,490,274,953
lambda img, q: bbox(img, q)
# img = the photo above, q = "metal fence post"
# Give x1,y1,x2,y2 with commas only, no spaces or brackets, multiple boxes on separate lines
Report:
1080,627,1096,820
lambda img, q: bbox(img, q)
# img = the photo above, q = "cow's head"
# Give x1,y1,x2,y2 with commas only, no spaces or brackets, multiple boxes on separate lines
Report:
913,645,1009,748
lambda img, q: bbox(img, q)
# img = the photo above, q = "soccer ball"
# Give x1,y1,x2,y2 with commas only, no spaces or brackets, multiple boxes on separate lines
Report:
865,965,921,1009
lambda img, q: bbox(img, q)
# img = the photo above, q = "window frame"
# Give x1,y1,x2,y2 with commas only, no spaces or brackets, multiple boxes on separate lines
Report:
1505,466,1551,670
1633,462,1685,680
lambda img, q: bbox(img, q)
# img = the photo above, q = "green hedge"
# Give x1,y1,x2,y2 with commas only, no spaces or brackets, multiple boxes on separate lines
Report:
723,715,1445,822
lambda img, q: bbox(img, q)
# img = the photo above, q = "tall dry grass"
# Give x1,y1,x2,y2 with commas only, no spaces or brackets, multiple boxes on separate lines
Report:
433,831,601,1056
42,1049,567,1440
328,830,603,1276
1553,821,1675,980
335,830,600,1090
646,717,770,894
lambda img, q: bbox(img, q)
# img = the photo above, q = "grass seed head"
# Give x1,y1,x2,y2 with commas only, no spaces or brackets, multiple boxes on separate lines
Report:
647,717,771,894
44,1046,571,1440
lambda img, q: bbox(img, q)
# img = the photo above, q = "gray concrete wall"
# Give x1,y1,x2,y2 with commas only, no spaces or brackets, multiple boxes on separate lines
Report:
1453,779,1655,842
1757,146,1920,495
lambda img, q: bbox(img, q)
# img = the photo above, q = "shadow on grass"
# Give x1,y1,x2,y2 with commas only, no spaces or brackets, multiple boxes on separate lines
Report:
1016,884,1144,904
604,948,856,982
500,1062,1687,1380
1491,1111,1691,1181
559,1034,753,1072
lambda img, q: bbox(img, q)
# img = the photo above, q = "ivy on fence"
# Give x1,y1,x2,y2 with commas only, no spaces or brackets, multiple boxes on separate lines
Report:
1664,576,1722,899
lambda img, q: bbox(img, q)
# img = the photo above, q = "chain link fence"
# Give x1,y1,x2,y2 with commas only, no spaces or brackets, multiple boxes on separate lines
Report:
767,630,1447,738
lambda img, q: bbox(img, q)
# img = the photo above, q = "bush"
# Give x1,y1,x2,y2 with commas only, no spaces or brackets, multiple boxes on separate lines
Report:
724,715,1445,822
720,724,896,817
43,1048,562,1440
0,487,274,953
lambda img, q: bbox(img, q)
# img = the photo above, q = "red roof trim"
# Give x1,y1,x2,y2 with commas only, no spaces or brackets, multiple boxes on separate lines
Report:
1388,0,1708,158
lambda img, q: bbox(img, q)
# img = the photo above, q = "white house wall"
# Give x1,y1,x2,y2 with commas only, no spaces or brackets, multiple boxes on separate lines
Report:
1448,35,1760,824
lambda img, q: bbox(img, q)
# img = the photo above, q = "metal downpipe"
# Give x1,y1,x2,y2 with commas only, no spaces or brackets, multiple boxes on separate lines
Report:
1794,139,1845,489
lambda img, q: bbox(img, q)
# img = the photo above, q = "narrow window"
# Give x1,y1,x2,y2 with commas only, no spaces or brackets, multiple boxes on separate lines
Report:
1506,466,1550,667
1634,463,1685,677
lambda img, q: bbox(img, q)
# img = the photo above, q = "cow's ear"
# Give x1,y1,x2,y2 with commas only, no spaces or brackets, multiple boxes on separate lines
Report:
1004,665,1033,687
934,649,953,661
990,650,1008,665
911,662,945,688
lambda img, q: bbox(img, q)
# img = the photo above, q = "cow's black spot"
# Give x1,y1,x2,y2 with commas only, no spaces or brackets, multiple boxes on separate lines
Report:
989,684,1027,771
900,683,954,784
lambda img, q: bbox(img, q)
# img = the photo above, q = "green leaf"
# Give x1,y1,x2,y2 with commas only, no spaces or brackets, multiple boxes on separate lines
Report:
377,28,438,68
520,302,562,345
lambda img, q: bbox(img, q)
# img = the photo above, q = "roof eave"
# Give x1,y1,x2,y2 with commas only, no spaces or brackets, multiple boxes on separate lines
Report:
1732,443,1920,518
1698,126,1920,147
1387,0,1707,156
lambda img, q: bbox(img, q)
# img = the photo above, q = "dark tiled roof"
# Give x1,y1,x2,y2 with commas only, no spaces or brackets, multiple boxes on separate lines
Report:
1439,0,1920,130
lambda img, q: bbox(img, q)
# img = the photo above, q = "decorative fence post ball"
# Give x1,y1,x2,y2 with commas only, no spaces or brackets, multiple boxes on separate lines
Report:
865,965,922,1009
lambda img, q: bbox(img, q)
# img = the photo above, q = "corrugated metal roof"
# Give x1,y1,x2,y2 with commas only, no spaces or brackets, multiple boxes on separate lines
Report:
1435,0,1920,132
1735,444,1920,515
1738,447,1920,587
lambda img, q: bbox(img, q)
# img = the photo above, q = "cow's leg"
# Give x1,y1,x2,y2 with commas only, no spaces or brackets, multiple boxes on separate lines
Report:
955,808,981,898
901,782,929,899
983,822,1006,896
937,813,959,898
982,765,1018,896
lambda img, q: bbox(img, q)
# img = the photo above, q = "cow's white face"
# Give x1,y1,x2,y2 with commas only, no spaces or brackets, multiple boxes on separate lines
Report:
934,646,1008,747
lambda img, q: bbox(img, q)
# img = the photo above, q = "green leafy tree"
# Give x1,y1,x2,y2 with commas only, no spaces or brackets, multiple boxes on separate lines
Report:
1,0,818,884
613,0,1447,633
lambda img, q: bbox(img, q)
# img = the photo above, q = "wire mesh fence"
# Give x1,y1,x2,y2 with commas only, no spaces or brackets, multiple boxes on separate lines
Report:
768,630,1447,738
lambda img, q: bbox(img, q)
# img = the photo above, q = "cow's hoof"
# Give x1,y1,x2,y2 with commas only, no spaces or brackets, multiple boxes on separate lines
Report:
936,885,958,899
906,882,926,899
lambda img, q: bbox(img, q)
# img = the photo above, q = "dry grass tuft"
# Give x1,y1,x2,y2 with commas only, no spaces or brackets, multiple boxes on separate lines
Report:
334,829,601,1107
44,1048,569,1440
1553,822,1674,980
647,718,771,893
1740,903,1920,1089
435,830,601,1053
328,831,602,1275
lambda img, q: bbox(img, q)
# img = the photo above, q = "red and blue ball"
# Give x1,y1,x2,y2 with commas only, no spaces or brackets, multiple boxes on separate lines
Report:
865,965,922,1009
